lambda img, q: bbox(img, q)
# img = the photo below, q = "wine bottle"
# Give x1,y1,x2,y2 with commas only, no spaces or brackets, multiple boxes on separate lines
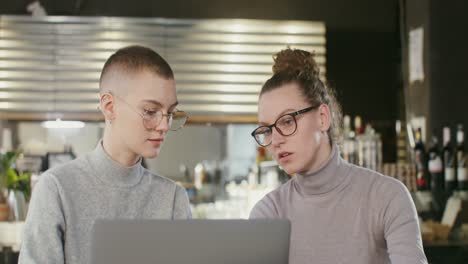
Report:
456,124,467,190
428,135,443,191
414,128,429,191
443,127,456,194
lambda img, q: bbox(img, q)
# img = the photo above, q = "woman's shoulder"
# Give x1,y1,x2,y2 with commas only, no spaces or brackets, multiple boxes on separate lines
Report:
347,164,412,208
348,164,406,191
249,179,294,218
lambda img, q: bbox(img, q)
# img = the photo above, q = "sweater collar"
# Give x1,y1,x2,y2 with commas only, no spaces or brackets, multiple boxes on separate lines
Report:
293,144,350,196
87,140,144,188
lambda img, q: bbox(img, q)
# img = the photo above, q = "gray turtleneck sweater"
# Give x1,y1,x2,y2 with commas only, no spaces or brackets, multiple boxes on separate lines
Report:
250,145,427,264
19,141,191,264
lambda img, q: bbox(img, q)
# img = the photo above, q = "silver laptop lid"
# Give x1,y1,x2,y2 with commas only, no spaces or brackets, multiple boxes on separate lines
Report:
91,219,290,264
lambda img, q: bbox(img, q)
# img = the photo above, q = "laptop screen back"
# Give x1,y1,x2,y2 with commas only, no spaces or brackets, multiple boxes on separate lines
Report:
91,219,290,264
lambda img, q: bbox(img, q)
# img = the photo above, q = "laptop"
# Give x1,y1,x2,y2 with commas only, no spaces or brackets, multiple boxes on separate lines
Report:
91,219,290,264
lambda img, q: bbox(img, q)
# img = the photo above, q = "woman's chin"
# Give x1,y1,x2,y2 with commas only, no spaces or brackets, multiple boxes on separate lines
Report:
141,148,160,159
281,164,298,176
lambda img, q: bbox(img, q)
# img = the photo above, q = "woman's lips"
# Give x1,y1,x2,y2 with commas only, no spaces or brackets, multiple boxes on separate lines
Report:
148,138,164,147
277,152,293,163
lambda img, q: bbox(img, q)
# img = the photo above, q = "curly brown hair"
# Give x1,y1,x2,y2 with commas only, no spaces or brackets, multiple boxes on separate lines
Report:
260,48,343,146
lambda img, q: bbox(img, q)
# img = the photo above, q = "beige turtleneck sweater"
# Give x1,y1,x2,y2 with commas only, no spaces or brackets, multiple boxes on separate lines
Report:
250,145,427,264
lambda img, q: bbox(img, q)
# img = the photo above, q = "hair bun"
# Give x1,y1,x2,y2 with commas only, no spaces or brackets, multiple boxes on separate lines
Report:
272,48,320,79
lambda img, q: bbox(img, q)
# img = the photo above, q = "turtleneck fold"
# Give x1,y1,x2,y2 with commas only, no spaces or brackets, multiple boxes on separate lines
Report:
88,140,143,188
293,145,350,196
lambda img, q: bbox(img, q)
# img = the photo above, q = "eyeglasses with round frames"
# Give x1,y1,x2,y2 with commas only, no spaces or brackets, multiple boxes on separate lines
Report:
111,93,188,131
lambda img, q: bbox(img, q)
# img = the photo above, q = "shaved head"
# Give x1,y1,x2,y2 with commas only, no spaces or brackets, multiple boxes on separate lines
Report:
99,45,174,94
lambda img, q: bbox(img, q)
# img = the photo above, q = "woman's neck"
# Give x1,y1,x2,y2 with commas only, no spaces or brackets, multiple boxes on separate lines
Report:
102,127,140,167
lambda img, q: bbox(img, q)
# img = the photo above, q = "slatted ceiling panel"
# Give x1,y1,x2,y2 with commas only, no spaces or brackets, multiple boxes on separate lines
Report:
55,102,101,112
0,91,54,101
166,34,324,44
182,104,259,114
0,81,99,92
164,19,327,107
178,94,259,103
0,16,326,120
176,84,260,94
0,81,52,91
172,64,267,74
55,81,97,91
0,91,96,103
167,52,325,66
0,102,55,112
31,93,260,104
177,73,270,83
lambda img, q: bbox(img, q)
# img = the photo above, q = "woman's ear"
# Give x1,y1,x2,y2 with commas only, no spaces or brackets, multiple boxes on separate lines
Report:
100,93,115,123
318,104,331,132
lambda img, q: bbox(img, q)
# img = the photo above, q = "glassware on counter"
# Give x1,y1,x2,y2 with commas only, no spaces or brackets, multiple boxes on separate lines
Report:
341,115,382,171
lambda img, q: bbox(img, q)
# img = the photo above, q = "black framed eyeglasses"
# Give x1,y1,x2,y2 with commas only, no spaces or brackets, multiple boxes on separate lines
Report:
112,93,188,131
251,104,321,147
